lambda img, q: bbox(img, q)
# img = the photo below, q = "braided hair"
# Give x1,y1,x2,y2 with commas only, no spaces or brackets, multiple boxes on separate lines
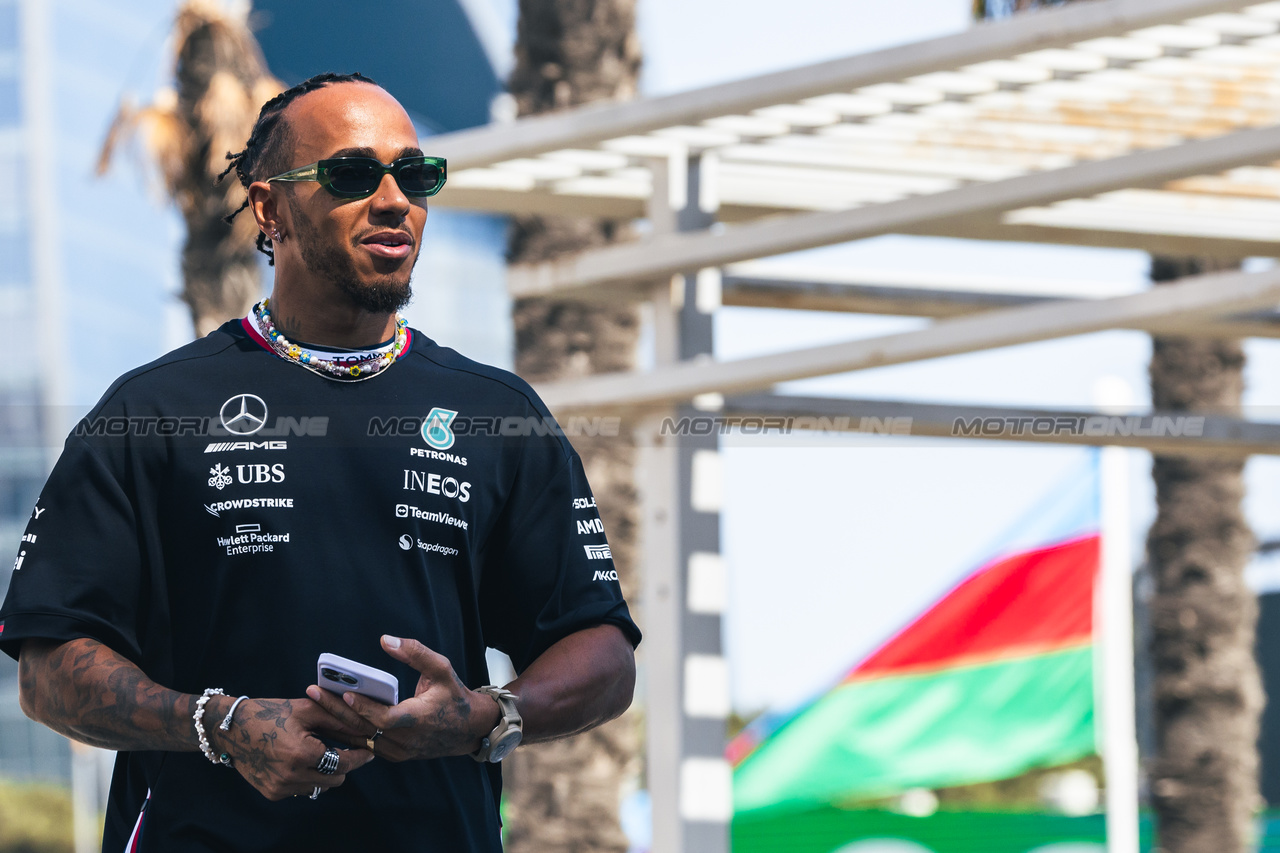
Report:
219,71,380,264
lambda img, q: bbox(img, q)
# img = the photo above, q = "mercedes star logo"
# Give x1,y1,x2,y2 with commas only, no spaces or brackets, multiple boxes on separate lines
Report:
220,394,268,436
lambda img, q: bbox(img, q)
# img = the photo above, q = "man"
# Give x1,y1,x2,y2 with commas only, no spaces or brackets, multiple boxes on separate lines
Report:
0,72,639,851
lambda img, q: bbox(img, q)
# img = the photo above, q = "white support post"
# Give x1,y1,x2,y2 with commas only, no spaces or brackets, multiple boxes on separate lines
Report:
639,412,683,853
1096,379,1140,853
640,152,728,853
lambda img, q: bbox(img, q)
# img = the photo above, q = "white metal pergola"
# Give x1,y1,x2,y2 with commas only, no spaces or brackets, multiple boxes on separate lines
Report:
426,2,1280,851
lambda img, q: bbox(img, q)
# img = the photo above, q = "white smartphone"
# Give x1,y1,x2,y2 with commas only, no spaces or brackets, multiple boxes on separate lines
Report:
317,653,399,705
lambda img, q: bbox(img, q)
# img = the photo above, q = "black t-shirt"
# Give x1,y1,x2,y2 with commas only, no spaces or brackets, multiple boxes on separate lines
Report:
0,319,640,852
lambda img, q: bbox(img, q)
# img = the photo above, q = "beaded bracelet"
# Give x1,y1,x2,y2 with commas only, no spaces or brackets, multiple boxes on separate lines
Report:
194,688,226,765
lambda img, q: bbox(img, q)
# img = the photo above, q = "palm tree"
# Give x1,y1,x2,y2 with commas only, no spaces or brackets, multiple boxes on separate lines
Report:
98,0,280,337
503,1,643,851
1146,257,1261,853
976,2,1263,849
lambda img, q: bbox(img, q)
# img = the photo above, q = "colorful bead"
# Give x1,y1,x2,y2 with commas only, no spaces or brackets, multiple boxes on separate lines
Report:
250,301,406,382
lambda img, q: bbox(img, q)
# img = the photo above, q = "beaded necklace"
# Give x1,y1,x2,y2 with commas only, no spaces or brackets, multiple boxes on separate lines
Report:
251,299,408,382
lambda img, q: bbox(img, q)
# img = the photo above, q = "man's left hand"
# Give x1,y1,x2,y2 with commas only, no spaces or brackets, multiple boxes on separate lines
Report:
306,635,499,763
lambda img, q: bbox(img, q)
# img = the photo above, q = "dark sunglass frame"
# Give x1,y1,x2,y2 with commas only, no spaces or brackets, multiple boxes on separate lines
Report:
266,156,447,199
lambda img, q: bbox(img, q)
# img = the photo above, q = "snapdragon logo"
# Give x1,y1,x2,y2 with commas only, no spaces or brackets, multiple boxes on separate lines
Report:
397,534,459,557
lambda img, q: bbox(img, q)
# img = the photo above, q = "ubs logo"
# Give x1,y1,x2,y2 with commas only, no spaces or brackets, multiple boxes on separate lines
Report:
220,394,268,436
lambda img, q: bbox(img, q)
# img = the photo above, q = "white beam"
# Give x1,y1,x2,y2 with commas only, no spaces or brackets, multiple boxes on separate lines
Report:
719,273,1280,337
719,394,1280,457
534,265,1280,412
907,216,1280,260
722,273,1065,316
508,125,1280,299
429,0,1256,171
431,186,1280,258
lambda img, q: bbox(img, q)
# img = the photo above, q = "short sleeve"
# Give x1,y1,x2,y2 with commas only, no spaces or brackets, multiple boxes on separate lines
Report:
478,448,641,673
0,435,145,662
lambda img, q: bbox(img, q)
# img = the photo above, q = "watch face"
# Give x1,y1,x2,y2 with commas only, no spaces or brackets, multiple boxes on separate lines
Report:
490,729,523,763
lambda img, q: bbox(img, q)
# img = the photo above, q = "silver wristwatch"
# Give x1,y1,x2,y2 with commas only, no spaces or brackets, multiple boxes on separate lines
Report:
470,686,522,763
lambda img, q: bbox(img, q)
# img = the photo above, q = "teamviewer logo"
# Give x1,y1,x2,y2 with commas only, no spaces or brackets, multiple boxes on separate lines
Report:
396,504,409,518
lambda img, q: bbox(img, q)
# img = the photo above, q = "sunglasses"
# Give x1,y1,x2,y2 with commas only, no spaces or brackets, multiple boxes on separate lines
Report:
266,156,447,199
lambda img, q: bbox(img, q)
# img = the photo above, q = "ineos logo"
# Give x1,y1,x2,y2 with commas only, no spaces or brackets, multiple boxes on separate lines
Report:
220,394,268,436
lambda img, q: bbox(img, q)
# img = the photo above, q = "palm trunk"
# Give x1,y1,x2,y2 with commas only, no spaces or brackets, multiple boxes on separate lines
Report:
1147,257,1262,853
975,2,1265,844
502,2,642,851
171,10,272,336
99,2,276,337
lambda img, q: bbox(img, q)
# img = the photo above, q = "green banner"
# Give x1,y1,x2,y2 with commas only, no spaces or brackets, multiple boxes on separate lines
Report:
735,646,1095,814
732,807,1140,853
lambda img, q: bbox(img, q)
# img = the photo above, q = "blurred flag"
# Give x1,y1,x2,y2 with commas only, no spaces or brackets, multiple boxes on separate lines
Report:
731,456,1101,815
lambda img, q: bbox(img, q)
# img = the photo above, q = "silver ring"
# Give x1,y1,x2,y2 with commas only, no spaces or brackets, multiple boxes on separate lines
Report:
316,748,340,775
310,786,321,800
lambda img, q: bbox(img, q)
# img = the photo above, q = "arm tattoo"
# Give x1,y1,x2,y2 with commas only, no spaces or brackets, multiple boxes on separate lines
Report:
19,638,200,753
20,638,343,799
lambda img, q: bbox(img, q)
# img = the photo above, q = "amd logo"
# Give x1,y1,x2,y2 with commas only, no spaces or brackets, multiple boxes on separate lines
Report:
576,518,604,535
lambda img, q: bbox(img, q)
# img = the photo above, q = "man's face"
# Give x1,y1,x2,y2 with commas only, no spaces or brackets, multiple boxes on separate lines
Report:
272,83,428,314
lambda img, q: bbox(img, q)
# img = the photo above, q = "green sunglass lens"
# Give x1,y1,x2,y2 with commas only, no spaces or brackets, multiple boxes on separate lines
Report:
396,163,441,196
327,162,382,195
320,159,442,197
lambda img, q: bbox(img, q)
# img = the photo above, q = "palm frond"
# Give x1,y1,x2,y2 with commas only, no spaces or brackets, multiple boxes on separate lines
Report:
97,90,192,204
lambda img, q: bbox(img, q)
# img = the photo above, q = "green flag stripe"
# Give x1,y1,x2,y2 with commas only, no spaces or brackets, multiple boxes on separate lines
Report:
734,645,1094,815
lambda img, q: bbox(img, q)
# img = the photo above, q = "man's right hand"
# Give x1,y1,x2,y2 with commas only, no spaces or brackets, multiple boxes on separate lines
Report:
206,696,373,801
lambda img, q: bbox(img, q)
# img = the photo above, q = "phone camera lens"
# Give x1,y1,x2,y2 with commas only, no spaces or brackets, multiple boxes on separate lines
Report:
340,673,358,686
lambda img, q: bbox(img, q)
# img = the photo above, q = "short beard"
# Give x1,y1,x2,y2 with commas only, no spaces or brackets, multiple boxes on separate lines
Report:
286,195,415,314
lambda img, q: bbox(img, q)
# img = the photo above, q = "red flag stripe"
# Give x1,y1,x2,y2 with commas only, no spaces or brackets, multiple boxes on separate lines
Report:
847,534,1098,682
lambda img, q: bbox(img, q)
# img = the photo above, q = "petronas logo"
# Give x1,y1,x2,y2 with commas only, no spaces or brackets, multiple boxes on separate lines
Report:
422,407,458,450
